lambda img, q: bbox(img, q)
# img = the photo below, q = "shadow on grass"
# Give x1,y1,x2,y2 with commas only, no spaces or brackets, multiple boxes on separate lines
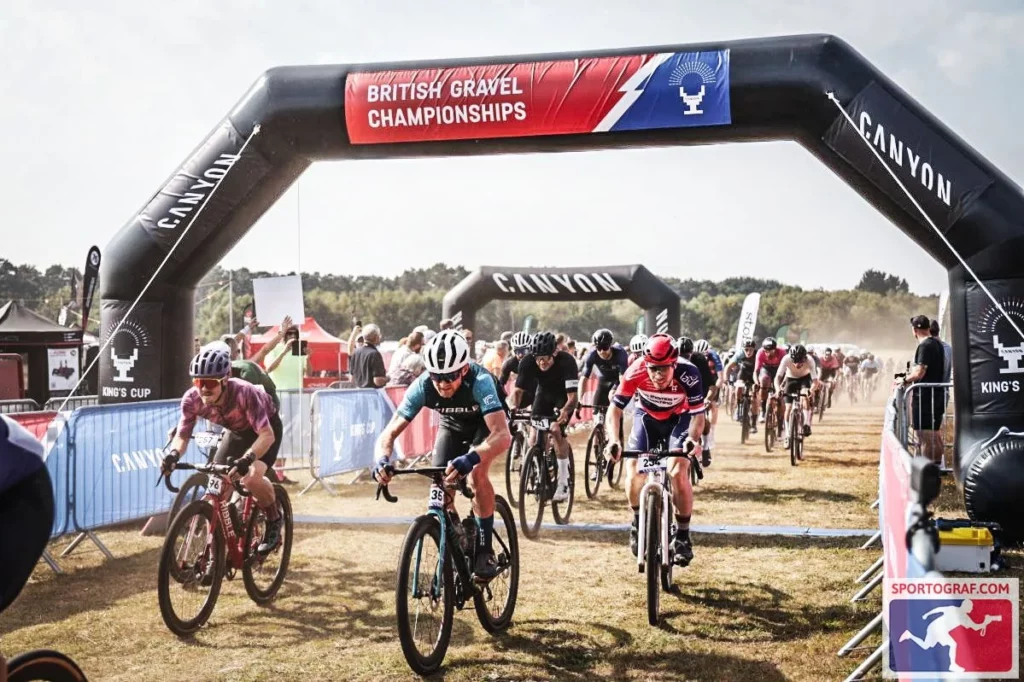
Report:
528,528,864,552
437,617,790,681
695,484,860,505
1,545,163,631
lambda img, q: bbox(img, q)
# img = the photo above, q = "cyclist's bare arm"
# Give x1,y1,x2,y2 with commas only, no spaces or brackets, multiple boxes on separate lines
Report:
375,413,411,461
248,425,276,459
688,412,705,446
475,411,513,464
607,403,624,451
507,387,524,411
558,392,579,425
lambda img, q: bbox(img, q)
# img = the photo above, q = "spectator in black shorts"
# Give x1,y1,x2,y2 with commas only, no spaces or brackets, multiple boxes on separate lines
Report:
904,315,947,465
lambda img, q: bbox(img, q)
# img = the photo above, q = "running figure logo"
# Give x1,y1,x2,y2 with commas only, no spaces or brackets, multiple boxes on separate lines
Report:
885,578,1018,678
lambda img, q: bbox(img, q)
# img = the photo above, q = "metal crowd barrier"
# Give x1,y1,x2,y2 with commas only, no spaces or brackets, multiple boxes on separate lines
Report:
838,382,943,680
894,382,955,472
43,394,98,412
0,398,41,414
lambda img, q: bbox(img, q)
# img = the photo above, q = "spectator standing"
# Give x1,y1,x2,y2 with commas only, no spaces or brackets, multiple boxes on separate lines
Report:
484,340,509,378
350,323,388,388
388,331,425,380
264,319,311,391
929,320,953,384
904,315,947,466
387,351,427,387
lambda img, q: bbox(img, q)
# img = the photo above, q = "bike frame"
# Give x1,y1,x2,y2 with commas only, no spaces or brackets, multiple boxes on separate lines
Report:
636,464,673,574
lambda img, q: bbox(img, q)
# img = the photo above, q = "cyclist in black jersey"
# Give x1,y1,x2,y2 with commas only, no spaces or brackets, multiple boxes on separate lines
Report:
508,331,579,502
374,330,511,579
580,329,629,409
723,340,759,430
499,331,534,407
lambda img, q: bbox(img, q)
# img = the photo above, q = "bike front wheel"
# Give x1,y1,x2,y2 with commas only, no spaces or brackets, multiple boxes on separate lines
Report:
789,411,800,467
395,514,454,676
517,446,546,540
584,426,605,500
474,495,520,633
551,446,575,525
504,429,525,508
157,500,225,637
645,491,662,626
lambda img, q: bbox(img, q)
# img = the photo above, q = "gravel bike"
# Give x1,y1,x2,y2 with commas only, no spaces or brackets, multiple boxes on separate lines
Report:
156,461,293,636
377,466,519,676
504,409,531,507
517,414,574,539
576,404,623,499
2,650,88,682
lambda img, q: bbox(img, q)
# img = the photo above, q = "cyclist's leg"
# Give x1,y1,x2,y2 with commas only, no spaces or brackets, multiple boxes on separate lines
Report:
781,380,796,438
758,370,772,417
666,416,695,564
214,428,276,510
467,422,496,519
0,467,54,614
431,426,473,508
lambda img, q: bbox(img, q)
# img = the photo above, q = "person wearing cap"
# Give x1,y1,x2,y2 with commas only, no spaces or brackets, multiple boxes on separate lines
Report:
904,315,947,465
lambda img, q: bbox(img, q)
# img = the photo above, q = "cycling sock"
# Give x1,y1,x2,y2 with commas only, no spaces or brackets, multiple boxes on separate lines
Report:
707,432,716,450
675,515,691,536
475,515,494,552
632,507,640,526
557,458,569,484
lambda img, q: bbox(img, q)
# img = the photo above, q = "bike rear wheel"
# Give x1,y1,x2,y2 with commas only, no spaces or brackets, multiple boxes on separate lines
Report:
157,500,224,637
6,650,87,682
517,446,546,540
504,429,525,508
395,515,454,676
474,496,520,633
740,396,750,444
584,426,605,499
645,491,662,626
242,484,294,605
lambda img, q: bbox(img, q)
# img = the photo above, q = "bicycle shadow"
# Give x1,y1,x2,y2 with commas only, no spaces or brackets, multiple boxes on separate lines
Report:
435,616,789,681
695,484,859,505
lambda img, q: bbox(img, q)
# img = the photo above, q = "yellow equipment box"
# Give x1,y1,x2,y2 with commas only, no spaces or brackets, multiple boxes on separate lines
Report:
934,526,997,573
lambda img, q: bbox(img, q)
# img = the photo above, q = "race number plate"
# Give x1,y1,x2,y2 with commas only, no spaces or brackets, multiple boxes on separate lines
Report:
639,456,666,474
530,417,551,431
207,474,223,496
194,431,220,449
428,483,445,510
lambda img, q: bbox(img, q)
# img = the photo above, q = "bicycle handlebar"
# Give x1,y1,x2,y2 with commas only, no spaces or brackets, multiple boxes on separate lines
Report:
159,460,250,497
375,465,475,504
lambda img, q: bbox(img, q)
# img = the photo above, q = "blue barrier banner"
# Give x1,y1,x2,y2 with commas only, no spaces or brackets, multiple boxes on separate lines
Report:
316,389,394,478
44,415,70,538
70,400,207,531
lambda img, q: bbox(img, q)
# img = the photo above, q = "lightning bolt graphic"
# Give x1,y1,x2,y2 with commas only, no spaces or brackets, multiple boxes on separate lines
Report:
593,53,674,133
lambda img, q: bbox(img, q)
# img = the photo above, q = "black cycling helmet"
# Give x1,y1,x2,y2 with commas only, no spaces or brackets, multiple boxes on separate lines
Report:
531,331,557,357
190,347,231,378
763,337,777,351
743,339,756,350
592,328,614,350
790,344,808,362
677,336,694,356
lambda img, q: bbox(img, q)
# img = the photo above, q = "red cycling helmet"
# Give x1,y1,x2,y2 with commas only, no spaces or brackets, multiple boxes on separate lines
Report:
643,333,679,366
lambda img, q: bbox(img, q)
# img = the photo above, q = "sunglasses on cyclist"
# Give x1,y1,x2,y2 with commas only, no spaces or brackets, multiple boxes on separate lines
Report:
429,370,462,383
192,377,226,390
646,363,673,373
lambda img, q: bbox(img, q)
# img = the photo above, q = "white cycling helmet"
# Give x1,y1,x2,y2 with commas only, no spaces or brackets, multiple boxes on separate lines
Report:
510,331,532,350
423,329,471,375
694,339,710,355
629,334,648,354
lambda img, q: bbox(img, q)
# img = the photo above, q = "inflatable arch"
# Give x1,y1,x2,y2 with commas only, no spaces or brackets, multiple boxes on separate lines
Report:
100,34,1024,539
441,265,680,337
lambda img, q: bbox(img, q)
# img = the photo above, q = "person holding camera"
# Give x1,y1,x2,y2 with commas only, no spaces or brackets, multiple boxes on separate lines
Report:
264,316,311,391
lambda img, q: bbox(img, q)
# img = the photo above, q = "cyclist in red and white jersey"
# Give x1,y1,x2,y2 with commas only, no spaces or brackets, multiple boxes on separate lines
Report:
160,347,285,552
607,334,705,567
754,337,787,419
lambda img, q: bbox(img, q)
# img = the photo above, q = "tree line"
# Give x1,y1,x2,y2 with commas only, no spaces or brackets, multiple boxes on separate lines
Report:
0,259,935,350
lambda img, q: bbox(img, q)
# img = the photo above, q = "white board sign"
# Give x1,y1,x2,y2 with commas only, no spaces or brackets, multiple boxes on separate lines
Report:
252,275,305,326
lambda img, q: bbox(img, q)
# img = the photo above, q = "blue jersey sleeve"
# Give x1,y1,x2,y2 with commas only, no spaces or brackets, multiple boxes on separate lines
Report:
582,349,597,378
396,374,428,421
615,347,629,375
471,371,505,416
709,351,723,372
677,363,705,413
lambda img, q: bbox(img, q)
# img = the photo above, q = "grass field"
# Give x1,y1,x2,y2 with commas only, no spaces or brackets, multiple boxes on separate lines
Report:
2,396,1020,681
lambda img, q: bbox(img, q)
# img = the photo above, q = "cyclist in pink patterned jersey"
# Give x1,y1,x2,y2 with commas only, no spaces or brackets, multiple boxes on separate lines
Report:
161,347,284,552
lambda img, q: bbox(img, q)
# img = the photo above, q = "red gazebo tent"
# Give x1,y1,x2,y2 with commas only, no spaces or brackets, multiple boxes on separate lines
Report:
247,317,349,376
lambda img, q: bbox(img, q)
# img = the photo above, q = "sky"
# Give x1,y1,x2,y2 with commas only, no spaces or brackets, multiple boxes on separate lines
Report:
2,0,1023,296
